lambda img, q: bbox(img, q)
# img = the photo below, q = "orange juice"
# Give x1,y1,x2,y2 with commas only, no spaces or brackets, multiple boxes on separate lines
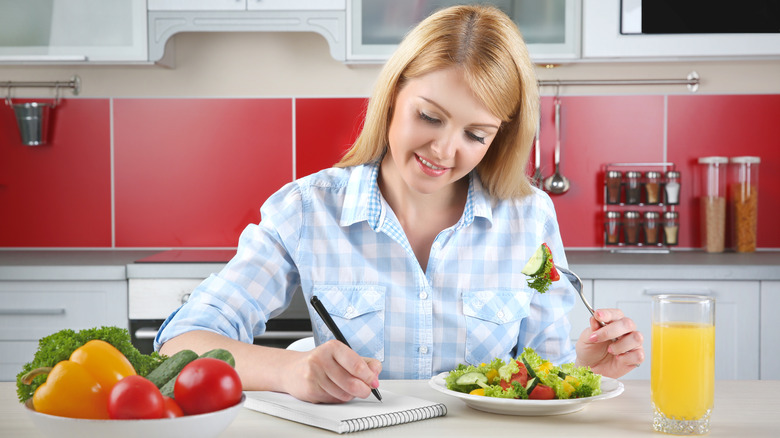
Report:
651,322,715,419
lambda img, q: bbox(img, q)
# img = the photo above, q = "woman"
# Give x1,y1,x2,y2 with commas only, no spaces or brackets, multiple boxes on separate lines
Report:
156,5,644,404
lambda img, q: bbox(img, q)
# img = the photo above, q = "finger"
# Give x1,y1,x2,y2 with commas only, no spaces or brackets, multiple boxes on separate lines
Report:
323,341,378,398
607,330,644,356
594,308,625,324
589,316,637,343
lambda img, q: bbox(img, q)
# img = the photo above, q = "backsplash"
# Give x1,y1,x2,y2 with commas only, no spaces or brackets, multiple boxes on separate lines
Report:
1,94,778,249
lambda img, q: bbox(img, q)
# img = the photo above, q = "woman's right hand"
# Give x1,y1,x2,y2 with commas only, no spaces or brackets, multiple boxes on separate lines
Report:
283,339,382,404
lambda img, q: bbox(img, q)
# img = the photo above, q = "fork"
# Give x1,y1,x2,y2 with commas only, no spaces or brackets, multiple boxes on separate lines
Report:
556,265,606,328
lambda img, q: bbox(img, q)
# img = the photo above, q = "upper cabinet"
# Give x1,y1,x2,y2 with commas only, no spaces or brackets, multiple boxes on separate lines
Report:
347,0,580,64
582,0,780,60
0,0,147,63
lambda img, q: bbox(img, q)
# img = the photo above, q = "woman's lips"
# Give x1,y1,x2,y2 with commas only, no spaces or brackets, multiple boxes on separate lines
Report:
415,154,449,177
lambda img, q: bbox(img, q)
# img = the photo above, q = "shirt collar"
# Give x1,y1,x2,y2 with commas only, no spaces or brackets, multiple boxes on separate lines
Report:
340,162,494,229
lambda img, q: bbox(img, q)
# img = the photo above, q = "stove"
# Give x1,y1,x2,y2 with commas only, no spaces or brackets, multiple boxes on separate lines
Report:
128,250,312,354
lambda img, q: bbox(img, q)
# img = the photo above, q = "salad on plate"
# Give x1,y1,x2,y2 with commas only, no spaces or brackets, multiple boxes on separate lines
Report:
444,348,601,400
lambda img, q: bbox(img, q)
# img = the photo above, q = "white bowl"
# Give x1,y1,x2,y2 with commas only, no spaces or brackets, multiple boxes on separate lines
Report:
24,394,245,438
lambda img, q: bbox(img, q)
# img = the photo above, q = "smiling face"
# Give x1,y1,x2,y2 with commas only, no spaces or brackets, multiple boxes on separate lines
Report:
383,67,502,200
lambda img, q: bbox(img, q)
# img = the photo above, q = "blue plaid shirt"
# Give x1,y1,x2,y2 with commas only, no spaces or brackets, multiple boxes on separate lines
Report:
155,162,576,379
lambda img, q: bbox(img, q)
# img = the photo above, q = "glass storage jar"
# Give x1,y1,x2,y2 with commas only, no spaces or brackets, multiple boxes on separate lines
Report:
624,211,641,245
625,171,642,204
729,156,760,252
605,170,622,204
605,211,621,245
663,211,680,246
697,157,728,253
644,171,662,205
643,211,661,245
664,171,681,205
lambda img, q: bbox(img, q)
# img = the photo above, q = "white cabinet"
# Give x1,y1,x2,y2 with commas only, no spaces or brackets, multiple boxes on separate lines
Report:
569,279,593,343
760,281,780,380
582,0,780,60
347,0,580,63
0,280,128,381
0,0,147,63
148,0,344,11
594,280,760,380
147,2,346,62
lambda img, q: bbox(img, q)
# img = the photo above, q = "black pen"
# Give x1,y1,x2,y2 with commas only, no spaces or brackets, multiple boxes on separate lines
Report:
310,295,382,402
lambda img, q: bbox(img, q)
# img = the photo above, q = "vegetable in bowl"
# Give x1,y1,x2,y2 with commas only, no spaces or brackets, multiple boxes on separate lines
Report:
445,348,601,400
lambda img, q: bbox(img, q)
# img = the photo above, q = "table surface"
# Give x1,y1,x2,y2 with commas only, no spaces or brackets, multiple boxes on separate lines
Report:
2,380,778,437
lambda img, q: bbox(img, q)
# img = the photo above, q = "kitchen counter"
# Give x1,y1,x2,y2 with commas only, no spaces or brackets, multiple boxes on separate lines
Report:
1,249,779,281
2,380,778,437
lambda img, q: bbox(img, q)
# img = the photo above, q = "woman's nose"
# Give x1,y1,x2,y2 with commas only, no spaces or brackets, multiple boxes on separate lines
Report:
430,131,458,159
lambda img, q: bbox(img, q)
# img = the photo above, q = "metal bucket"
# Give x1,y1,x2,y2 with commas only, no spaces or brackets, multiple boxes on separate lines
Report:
13,102,52,146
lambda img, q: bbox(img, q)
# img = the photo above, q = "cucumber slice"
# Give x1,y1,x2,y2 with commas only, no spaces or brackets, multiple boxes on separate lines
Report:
455,372,488,386
521,244,548,276
522,356,538,380
525,377,538,394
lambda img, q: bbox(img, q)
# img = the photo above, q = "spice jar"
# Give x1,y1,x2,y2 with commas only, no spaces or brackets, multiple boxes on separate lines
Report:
697,157,728,253
605,171,622,204
643,211,660,245
624,211,641,245
605,211,621,245
729,156,760,252
664,171,681,205
663,211,679,246
625,171,641,204
644,171,662,205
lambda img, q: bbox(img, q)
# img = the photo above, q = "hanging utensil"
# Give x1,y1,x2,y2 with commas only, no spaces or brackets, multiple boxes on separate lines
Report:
531,107,543,188
543,97,570,194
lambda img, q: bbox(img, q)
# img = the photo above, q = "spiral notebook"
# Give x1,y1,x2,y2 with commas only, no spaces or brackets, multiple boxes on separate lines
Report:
243,389,447,434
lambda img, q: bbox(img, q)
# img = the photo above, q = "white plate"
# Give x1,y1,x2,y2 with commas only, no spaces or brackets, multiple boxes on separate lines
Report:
428,372,624,416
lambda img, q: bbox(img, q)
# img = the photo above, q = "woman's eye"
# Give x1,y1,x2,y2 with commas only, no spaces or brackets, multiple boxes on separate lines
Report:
466,131,486,144
419,111,440,124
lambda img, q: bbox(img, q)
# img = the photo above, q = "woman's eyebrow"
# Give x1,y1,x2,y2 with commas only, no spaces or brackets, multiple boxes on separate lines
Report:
420,96,500,130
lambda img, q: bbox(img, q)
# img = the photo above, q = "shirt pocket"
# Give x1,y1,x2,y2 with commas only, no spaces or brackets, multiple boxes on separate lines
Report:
462,289,531,366
311,284,386,362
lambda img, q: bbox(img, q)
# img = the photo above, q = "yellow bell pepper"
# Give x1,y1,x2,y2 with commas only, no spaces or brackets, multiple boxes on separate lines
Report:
28,360,110,419
22,339,137,419
69,339,136,392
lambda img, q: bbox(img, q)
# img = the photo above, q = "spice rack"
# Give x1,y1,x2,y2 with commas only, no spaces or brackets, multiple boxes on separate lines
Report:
602,163,680,253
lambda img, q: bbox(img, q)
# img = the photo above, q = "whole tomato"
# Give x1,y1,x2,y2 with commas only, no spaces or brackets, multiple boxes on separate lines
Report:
162,396,184,418
108,375,164,419
174,358,242,415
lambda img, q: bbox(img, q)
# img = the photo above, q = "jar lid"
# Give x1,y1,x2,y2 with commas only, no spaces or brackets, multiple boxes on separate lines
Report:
730,156,761,164
644,211,660,219
645,171,662,178
624,211,640,219
625,171,642,178
663,211,679,219
606,170,622,177
605,211,621,218
698,156,728,164
666,170,680,178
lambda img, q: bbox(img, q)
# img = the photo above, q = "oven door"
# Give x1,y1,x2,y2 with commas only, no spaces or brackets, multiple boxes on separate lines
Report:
128,278,312,354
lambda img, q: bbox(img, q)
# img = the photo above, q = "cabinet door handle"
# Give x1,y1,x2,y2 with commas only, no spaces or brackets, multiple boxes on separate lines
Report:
0,308,66,315
134,327,159,340
642,289,713,296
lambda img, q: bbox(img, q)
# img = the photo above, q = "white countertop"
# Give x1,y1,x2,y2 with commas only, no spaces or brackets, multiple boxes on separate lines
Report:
2,380,778,437
1,249,779,281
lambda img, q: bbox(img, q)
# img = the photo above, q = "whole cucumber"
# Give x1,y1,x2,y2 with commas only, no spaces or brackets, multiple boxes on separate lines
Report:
198,348,236,367
144,349,198,388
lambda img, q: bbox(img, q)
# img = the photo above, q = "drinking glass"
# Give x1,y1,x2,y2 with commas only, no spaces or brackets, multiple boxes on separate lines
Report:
651,295,715,435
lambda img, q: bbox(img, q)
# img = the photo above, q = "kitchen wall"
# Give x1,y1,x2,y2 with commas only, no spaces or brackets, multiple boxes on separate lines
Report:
1,32,779,250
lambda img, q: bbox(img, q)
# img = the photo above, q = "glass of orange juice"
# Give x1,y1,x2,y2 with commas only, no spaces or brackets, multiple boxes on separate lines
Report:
651,295,715,435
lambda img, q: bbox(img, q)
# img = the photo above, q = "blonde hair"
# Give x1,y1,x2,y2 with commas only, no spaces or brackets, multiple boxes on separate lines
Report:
336,4,539,199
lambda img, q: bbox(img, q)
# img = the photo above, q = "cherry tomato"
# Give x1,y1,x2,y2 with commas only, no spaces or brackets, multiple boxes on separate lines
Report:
162,396,184,418
499,362,528,390
174,358,242,415
529,383,556,400
108,375,164,419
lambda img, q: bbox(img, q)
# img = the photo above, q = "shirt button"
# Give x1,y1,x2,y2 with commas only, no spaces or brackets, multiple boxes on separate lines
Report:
346,306,355,315
419,346,429,354
419,291,428,300
496,311,505,320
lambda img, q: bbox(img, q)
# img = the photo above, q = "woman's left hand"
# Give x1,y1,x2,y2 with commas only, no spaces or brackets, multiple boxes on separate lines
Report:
575,308,645,378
